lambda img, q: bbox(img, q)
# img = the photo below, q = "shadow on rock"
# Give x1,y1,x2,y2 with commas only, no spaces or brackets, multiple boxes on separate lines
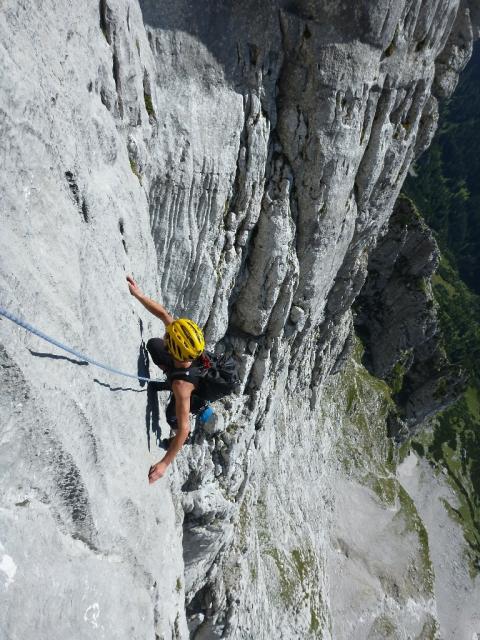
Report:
29,349,89,366
145,382,164,451
137,340,150,387
93,378,146,393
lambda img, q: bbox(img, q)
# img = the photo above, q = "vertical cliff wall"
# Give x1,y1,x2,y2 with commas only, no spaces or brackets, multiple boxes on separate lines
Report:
1,1,479,638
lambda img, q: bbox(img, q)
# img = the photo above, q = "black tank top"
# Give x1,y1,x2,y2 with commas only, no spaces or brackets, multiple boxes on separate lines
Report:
166,360,203,389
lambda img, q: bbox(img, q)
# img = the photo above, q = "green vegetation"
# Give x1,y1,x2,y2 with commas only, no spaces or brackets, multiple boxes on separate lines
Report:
387,355,409,396
432,259,480,380
369,615,396,637
330,343,436,598
265,547,295,606
144,92,156,120
249,338,438,632
336,338,395,479
397,485,434,593
129,157,141,182
226,421,240,435
309,608,320,634
409,248,480,574
404,42,480,294
371,475,397,506
253,492,325,636
404,42,480,574
262,545,324,636
419,618,441,640
238,497,250,549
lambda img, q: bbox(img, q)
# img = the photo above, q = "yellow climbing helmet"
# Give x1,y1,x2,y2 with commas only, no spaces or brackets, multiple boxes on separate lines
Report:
165,318,205,361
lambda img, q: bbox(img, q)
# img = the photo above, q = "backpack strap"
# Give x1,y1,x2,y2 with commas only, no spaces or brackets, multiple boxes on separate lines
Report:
167,362,204,387
168,364,209,408
200,353,213,369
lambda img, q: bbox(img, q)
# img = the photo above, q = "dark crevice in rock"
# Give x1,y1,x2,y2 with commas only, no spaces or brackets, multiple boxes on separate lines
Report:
112,46,124,117
330,328,355,375
416,37,427,52
119,218,128,253
100,86,111,110
54,452,93,531
100,1,124,117
65,171,89,223
65,170,80,205
381,30,397,59
81,200,89,223
99,0,112,44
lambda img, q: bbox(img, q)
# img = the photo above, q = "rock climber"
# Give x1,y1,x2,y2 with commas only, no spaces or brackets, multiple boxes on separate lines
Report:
127,275,207,484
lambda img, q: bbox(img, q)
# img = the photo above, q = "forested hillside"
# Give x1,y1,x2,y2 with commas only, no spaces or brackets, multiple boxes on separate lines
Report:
405,42,480,574
405,42,480,293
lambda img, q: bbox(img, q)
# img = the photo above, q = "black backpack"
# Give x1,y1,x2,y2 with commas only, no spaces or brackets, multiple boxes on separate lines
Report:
167,351,240,402
195,351,240,401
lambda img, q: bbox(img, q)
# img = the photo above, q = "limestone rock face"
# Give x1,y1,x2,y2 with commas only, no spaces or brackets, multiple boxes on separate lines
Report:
0,1,478,639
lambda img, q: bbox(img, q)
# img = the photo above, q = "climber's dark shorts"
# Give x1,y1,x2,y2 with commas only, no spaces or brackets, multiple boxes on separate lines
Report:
146,337,206,428
164,394,206,428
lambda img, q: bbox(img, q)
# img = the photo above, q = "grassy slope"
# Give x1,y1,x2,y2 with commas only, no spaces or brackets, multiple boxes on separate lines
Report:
331,344,438,636
411,258,480,574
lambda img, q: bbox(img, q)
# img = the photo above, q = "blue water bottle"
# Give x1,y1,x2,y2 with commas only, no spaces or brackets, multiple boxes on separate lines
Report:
197,405,214,425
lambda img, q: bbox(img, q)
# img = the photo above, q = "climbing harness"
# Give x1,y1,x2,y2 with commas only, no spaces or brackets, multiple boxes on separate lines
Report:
0,306,159,384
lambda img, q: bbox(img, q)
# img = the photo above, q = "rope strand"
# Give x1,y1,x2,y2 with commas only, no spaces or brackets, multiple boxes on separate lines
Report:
0,306,159,384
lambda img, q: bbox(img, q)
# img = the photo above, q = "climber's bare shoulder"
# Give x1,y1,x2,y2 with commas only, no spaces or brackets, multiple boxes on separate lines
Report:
171,378,195,401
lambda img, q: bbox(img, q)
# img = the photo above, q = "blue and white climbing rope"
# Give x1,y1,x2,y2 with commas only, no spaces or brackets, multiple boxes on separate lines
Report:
0,306,158,384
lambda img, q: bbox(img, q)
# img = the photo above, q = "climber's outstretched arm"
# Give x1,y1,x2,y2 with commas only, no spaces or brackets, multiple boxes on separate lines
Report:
126,275,174,327
148,380,193,484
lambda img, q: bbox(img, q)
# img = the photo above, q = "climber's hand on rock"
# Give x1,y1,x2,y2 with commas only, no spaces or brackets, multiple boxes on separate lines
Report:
148,460,168,484
127,275,142,298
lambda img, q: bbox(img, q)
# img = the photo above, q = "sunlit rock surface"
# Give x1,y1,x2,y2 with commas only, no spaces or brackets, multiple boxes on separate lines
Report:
1,0,479,638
